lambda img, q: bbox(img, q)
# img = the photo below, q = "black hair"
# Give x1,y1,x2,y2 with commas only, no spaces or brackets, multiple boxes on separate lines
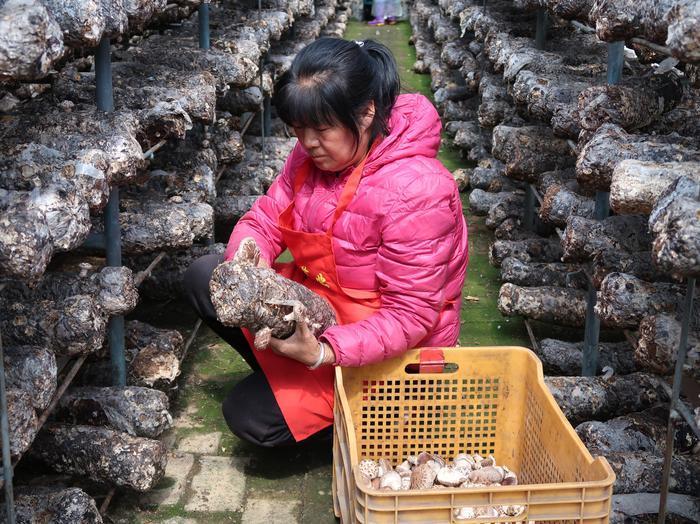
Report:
273,38,401,147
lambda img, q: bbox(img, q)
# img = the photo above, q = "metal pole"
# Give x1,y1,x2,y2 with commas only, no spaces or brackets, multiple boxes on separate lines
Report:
95,37,114,112
607,41,624,85
105,187,126,386
658,277,696,522
260,59,267,172
523,185,536,232
535,9,547,50
199,2,210,50
580,42,623,376
95,37,126,387
0,330,16,524
263,95,272,137
595,191,610,220
581,285,601,376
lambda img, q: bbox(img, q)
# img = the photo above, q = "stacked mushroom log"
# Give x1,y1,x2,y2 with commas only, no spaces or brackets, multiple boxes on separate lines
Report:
0,0,350,515
407,1,700,519
0,0,183,513
131,0,352,301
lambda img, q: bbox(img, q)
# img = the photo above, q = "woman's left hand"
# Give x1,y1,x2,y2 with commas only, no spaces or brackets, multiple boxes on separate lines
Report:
269,320,335,367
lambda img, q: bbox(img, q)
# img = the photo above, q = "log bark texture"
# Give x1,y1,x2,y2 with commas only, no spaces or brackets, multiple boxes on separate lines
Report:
486,194,526,229
126,320,184,360
0,190,53,284
146,146,218,205
6,388,38,458
596,273,685,328
544,372,669,425
648,88,700,138
56,386,171,438
539,185,595,227
649,177,700,278
575,124,700,191
204,118,244,166
219,86,263,114
610,160,700,215
603,451,700,495
7,486,103,524
123,35,258,92
547,0,594,20
590,0,676,44
42,0,105,47
210,239,337,347
489,238,563,267
636,314,699,377
4,346,57,411
511,68,597,138
124,0,167,31
434,86,473,105
500,258,587,289
443,100,479,126
2,265,138,316
470,162,523,193
478,73,517,129
577,73,685,134
498,283,588,326
576,406,670,454
1,105,145,205
7,183,90,252
0,295,107,356
492,125,575,181
92,201,214,255
494,219,535,241
468,190,521,216
32,424,167,491
537,339,636,376
441,42,472,69
0,0,65,82
590,249,659,288
0,183,90,284
666,2,700,63
101,0,128,37
561,215,652,262
54,62,217,143
454,123,492,162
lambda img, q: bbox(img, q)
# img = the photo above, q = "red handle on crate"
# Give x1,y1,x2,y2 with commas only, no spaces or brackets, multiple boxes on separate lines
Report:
418,349,445,373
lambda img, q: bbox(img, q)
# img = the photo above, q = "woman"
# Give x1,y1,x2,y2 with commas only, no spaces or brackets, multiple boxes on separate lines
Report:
184,38,468,448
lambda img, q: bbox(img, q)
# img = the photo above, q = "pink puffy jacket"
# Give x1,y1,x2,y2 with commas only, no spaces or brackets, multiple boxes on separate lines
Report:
225,93,469,366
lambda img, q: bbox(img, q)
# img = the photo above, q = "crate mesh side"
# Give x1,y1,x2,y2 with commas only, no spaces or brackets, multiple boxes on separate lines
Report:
521,390,588,524
357,376,500,463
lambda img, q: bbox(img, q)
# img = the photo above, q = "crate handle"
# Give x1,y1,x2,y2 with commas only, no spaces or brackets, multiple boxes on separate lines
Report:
404,349,452,374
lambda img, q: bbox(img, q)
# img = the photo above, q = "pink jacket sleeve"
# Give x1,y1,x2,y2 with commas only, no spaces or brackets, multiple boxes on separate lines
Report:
223,148,300,263
320,173,458,367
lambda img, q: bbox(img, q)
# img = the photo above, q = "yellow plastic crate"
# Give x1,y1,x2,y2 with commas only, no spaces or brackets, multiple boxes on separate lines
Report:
332,347,615,523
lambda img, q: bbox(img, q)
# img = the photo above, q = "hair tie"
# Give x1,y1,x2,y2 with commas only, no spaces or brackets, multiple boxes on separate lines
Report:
354,40,365,47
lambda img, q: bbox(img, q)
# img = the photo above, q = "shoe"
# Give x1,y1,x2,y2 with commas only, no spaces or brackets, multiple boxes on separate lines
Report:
367,19,384,26
386,16,398,25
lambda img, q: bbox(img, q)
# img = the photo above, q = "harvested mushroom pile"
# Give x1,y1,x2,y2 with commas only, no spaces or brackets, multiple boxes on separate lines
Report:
358,451,524,519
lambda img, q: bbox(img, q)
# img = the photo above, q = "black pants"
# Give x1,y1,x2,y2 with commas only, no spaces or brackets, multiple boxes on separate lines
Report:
183,254,331,448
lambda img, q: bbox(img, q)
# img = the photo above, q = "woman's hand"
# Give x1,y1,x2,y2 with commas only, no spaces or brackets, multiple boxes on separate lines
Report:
269,320,336,367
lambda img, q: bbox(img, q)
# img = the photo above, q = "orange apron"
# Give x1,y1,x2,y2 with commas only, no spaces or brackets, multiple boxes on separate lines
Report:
242,151,380,442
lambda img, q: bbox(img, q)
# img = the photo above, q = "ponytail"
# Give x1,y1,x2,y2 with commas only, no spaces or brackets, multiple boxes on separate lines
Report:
358,39,401,138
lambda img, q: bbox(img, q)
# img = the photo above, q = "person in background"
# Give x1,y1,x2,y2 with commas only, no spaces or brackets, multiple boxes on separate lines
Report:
369,0,402,25
184,38,468,448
